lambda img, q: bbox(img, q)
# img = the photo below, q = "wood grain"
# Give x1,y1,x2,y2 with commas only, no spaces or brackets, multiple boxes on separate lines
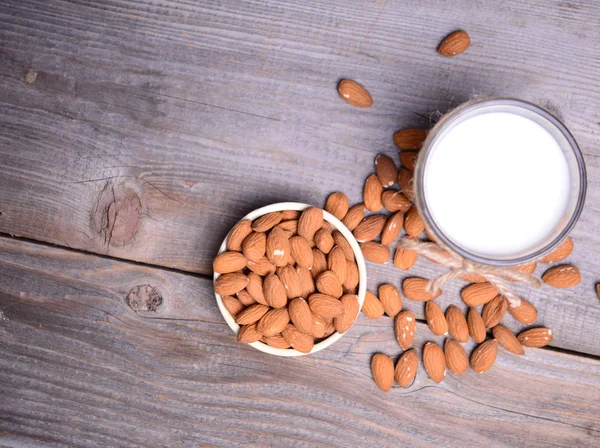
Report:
0,237,598,447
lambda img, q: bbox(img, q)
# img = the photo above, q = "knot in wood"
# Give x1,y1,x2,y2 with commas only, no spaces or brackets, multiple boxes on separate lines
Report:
126,285,162,312
93,184,142,247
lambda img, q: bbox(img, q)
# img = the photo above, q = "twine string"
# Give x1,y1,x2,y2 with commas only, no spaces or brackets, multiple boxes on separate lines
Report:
397,237,542,307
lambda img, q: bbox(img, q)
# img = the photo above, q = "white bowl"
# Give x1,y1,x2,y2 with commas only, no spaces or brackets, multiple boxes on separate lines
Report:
214,202,367,356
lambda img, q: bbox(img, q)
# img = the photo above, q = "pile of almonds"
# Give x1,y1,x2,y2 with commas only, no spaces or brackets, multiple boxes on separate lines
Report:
214,206,361,353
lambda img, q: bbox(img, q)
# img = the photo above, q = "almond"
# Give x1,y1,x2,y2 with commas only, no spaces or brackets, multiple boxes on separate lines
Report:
252,212,283,232
467,308,487,343
470,339,498,373
492,324,524,355
362,290,384,318
246,257,276,276
425,301,448,336
282,324,314,353
538,236,574,263
281,210,300,221
242,231,267,262
381,212,404,246
288,298,313,334
277,219,298,234
263,273,287,308
256,307,290,337
393,128,427,150
353,215,386,243
332,231,355,261
371,353,394,391
399,151,418,172
214,273,249,296
221,295,245,317
542,264,581,288
297,207,323,241
314,228,334,254
394,311,416,349
597,283,600,298
446,305,469,342
461,282,499,306
263,334,291,349
438,30,470,57
342,203,366,231
266,226,291,267
393,237,418,270
379,284,402,317
397,167,415,201
381,190,411,213
296,266,315,298
321,220,335,232
235,303,269,325
482,295,508,328
246,272,268,305
311,248,327,279
375,154,398,188
236,289,256,306
278,264,302,299
289,235,314,269
444,339,468,375
327,245,347,284
226,219,253,252
334,294,360,333
360,242,390,264
404,207,425,237
423,342,446,383
213,251,248,274
507,298,538,324
237,323,262,343
338,79,373,108
316,270,343,298
395,349,418,387
310,315,327,338
364,173,384,212
517,327,553,348
325,192,349,220
422,247,452,265
516,262,537,274
461,273,487,283
402,277,441,302
308,293,345,319
343,260,359,293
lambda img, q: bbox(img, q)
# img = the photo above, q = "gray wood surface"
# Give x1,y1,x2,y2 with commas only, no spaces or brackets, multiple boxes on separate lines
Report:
0,237,598,448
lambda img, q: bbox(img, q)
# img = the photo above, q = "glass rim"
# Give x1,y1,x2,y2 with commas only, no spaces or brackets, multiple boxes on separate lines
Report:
414,97,587,266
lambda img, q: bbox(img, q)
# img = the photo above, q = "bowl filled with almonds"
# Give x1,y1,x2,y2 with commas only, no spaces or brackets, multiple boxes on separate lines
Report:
213,202,367,356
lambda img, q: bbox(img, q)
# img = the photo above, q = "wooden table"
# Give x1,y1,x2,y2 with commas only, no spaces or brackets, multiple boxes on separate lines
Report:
1,1,599,446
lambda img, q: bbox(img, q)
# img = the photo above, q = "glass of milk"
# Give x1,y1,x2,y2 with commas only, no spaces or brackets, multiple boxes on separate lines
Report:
415,98,586,266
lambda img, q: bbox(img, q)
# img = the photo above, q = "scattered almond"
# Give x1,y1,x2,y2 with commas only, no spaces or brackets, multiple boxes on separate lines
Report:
311,248,328,279
308,293,345,319
316,270,343,298
444,339,468,375
222,295,245,317
263,273,287,308
252,212,283,232
470,339,498,373
235,303,269,325
354,215,387,242
467,308,486,343
237,323,262,343
394,311,416,349
538,236,574,263
517,327,553,348
404,207,425,237
461,282,499,306
542,264,581,288
402,277,441,302
482,295,508,328
332,230,355,261
393,128,427,150
399,151,418,172
278,264,303,299
334,294,360,333
314,228,334,254
289,235,314,269
375,154,398,188
423,342,446,383
256,307,290,337
364,173,384,212
242,231,267,262
381,212,404,245
395,349,418,387
507,298,538,324
460,273,487,283
360,242,390,264
393,237,418,270
246,257,276,276
379,284,403,317
381,190,411,213
362,290,385,318
215,273,249,296
327,246,348,283
297,207,323,241
343,260,359,293
371,353,394,391
226,219,253,252
425,301,448,335
338,79,373,108
438,30,470,57
341,203,366,231
492,324,524,355
213,251,248,274
397,168,415,201
325,192,349,220
445,305,469,342
282,324,314,353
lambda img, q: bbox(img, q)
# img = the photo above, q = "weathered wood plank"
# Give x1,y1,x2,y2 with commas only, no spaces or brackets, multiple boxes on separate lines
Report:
0,237,598,447
0,0,599,357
